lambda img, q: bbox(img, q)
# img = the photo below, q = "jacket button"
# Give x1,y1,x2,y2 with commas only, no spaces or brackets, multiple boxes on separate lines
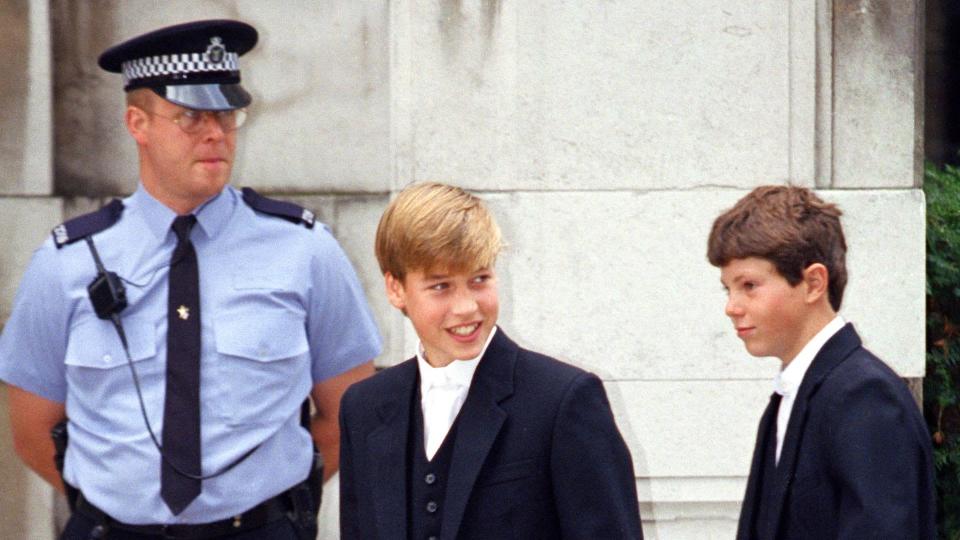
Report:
426,501,438,513
424,473,436,485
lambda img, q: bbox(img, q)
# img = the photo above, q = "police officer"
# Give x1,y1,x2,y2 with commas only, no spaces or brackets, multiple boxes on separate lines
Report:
0,19,381,539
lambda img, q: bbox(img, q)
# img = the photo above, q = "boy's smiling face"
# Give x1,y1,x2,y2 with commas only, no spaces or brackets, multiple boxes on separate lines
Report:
386,266,499,367
720,257,810,364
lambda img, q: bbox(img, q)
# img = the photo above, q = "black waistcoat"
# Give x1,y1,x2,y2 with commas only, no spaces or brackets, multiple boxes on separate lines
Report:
407,387,460,540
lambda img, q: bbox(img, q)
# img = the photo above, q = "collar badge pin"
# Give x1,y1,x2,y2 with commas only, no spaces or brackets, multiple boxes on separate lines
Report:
53,224,69,244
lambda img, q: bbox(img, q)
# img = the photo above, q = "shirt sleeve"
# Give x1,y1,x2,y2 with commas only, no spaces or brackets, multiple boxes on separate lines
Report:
0,242,71,402
305,228,382,382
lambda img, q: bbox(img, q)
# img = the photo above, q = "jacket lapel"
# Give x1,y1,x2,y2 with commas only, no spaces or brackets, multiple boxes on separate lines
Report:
367,359,418,540
440,330,517,540
737,393,781,540
763,323,862,538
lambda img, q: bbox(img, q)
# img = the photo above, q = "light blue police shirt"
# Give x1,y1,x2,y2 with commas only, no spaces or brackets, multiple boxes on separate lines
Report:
0,185,382,524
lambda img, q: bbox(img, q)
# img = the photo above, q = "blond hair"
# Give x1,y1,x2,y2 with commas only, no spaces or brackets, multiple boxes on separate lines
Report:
375,182,503,281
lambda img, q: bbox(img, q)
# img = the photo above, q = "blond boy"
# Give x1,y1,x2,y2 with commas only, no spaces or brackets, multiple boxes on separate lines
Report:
339,182,642,539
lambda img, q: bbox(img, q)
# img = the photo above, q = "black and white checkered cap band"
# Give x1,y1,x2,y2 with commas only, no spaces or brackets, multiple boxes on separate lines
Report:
121,51,239,85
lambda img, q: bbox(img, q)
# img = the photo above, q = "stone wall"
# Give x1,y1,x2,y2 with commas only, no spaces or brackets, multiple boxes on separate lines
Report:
0,1,924,538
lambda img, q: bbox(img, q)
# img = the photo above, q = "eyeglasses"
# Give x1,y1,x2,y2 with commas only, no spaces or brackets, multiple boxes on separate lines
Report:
142,107,247,134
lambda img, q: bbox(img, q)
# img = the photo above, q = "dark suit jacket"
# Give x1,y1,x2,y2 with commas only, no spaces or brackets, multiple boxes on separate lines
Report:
737,324,936,540
339,329,643,539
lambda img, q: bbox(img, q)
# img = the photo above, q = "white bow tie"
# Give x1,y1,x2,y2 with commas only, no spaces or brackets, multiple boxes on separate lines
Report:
425,376,462,392
422,378,466,459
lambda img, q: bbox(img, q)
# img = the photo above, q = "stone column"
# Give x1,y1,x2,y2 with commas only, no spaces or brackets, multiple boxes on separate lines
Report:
0,1,60,535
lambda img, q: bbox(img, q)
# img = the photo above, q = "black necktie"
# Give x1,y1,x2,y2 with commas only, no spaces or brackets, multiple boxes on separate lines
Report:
755,392,783,539
161,215,202,514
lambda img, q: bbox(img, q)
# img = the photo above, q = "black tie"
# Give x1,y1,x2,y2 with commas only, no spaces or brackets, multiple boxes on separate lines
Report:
161,215,202,514
755,392,783,539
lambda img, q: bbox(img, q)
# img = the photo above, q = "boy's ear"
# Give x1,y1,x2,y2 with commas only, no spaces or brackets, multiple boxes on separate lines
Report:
802,263,829,304
384,272,407,311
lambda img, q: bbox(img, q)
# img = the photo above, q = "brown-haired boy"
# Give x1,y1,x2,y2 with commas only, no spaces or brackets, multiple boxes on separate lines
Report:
708,185,935,539
339,182,643,539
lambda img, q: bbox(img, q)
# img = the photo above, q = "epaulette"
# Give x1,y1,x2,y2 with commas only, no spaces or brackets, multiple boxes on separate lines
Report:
241,187,315,228
51,199,125,249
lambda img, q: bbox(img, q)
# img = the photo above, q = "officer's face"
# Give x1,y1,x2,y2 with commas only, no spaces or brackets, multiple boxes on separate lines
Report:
385,266,499,368
128,91,237,214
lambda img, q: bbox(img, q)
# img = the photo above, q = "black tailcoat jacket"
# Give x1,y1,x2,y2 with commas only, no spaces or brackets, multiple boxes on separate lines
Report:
737,324,936,539
339,330,643,539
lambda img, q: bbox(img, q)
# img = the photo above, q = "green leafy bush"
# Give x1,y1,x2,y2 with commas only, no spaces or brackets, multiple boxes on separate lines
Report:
924,161,960,539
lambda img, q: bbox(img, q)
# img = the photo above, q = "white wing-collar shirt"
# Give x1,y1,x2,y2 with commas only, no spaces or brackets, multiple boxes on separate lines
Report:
417,326,498,459
773,315,845,463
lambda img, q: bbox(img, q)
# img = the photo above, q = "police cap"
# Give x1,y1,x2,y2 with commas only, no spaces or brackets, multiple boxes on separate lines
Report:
98,19,258,111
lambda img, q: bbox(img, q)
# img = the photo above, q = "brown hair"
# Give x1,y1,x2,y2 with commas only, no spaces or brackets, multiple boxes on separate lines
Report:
375,182,503,281
707,185,847,311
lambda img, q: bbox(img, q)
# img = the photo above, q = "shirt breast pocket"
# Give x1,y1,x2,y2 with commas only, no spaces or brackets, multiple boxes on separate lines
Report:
64,316,158,402
212,310,310,427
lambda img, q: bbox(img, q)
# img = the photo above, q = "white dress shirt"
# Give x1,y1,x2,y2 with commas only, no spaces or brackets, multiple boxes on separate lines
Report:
773,315,845,463
417,327,498,460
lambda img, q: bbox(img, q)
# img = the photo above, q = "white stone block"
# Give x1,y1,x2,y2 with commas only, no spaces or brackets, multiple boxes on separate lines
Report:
0,198,63,322
622,380,759,538
607,379,769,479
829,189,926,375
0,1,52,196
488,189,761,381
51,1,141,195
642,518,738,540
637,478,743,538
485,188,923,379
288,194,400,367
239,1,391,192
0,1,30,194
318,473,340,540
52,1,391,194
399,0,816,191
831,1,920,188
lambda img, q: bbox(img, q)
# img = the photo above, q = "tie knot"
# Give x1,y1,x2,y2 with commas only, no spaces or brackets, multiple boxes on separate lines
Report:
172,215,197,242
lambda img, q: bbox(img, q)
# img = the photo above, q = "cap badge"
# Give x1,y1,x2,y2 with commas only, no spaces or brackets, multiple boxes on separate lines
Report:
206,36,226,64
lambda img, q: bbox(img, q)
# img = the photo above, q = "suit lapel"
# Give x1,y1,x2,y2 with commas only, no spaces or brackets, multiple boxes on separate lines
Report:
440,330,517,540
737,393,781,540
367,359,418,540
763,323,862,538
